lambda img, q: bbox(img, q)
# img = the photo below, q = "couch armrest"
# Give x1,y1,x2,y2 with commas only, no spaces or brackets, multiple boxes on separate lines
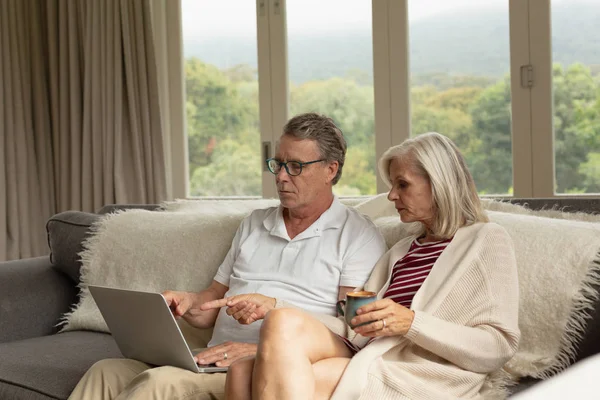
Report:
0,256,77,343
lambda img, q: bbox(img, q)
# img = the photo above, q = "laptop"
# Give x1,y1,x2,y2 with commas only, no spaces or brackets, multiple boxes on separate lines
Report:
88,285,228,373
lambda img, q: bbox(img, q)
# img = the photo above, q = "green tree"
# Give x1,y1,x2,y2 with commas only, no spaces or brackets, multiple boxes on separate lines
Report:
185,58,258,174
411,73,495,91
579,152,600,192
411,103,474,151
190,138,262,196
183,58,600,197
424,87,484,114
222,64,257,84
461,63,600,194
290,78,374,148
334,146,377,196
553,63,599,193
290,78,377,195
185,58,261,196
468,76,513,194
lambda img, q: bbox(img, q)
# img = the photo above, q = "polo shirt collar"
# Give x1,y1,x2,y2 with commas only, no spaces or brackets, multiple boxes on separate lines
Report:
263,195,346,240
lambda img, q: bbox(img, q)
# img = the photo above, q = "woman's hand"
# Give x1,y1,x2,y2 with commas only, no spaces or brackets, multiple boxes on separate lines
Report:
200,293,276,325
351,299,415,337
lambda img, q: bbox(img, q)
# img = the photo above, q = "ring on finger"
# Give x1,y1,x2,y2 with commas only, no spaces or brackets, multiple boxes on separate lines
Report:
223,352,228,360
381,318,386,329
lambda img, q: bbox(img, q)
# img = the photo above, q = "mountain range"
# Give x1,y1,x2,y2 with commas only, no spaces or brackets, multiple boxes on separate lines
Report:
183,1,600,84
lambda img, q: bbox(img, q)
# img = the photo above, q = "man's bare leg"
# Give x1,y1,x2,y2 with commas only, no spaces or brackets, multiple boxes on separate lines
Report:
252,309,352,400
225,356,255,400
313,358,351,400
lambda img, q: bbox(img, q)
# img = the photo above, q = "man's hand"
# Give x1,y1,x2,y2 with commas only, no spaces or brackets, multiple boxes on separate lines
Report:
200,293,276,325
162,290,193,318
194,342,257,367
161,281,229,329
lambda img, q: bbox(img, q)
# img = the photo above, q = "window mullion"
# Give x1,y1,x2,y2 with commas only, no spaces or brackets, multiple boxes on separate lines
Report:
528,0,554,197
257,0,283,198
509,0,534,198
373,0,409,193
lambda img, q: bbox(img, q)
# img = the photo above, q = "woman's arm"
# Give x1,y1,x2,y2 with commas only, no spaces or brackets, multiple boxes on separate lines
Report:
405,312,520,373
405,227,521,373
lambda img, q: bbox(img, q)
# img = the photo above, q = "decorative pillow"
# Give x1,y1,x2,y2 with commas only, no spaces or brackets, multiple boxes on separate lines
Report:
46,211,103,282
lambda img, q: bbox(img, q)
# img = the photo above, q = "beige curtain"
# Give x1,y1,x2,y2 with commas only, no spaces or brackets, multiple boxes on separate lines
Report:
0,0,56,261
0,0,170,261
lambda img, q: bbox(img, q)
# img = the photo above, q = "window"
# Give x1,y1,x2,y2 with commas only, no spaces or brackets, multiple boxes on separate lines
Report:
182,0,262,196
552,0,600,194
409,0,513,195
286,0,376,196
176,0,600,199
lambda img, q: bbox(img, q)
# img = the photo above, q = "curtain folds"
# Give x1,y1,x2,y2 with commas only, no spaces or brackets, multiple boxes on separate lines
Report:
1,0,169,261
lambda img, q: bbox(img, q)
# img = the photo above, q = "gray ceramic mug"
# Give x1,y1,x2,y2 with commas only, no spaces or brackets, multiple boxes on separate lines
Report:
336,291,378,327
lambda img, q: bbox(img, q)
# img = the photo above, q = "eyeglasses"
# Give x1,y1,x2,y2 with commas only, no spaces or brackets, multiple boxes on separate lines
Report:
266,158,325,176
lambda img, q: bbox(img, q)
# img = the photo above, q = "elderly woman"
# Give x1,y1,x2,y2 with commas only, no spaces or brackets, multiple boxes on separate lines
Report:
218,132,520,399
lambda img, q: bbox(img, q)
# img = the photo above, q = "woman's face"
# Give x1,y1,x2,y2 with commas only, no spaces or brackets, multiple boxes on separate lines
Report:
387,157,435,228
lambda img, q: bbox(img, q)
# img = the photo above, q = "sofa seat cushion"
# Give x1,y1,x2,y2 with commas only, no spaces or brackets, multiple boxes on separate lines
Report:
0,331,121,400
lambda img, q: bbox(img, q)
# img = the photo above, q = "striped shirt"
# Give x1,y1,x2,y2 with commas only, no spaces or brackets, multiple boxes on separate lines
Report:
383,237,453,306
340,237,452,353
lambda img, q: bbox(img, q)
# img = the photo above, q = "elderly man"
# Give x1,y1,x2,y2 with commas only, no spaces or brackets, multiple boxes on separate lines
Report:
68,113,387,400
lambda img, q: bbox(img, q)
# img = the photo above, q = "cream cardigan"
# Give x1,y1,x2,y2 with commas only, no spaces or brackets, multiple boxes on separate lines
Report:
316,222,521,399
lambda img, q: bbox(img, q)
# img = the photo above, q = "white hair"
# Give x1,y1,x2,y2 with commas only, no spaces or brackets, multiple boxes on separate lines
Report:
378,132,488,238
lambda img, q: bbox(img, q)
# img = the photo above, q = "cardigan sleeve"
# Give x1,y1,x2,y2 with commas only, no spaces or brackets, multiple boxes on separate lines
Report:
404,312,520,373
404,225,521,373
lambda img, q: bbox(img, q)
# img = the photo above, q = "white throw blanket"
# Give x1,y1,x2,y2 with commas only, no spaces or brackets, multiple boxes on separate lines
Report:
355,194,600,380
60,199,277,348
60,195,600,391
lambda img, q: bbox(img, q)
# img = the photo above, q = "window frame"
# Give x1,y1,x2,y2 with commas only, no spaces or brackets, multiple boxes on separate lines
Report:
176,0,600,199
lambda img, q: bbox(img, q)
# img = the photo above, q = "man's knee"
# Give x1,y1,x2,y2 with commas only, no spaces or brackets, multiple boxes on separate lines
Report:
139,366,183,388
86,358,137,378
139,366,225,392
69,358,146,400
261,308,307,342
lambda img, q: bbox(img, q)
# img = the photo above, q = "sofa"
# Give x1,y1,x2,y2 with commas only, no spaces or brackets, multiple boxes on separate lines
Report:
0,197,599,400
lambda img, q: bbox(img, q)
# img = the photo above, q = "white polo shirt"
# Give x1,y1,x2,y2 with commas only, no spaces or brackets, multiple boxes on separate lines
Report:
208,197,387,346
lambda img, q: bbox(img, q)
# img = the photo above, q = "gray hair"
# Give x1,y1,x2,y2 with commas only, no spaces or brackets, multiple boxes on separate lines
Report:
378,132,488,238
283,113,347,185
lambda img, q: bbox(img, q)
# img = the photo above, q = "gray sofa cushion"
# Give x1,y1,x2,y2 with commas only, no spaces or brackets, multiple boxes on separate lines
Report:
0,331,122,400
46,205,160,282
97,204,160,214
0,256,76,344
46,211,102,282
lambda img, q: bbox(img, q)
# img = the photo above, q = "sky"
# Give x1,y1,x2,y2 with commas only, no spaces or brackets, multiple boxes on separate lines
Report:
181,0,576,39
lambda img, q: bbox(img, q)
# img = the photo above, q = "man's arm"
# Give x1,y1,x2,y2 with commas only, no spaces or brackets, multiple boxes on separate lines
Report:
338,286,356,301
203,285,357,324
339,224,387,289
162,280,229,329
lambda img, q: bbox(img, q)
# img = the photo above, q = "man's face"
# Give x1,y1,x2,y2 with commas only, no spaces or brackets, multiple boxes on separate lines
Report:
273,135,335,211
